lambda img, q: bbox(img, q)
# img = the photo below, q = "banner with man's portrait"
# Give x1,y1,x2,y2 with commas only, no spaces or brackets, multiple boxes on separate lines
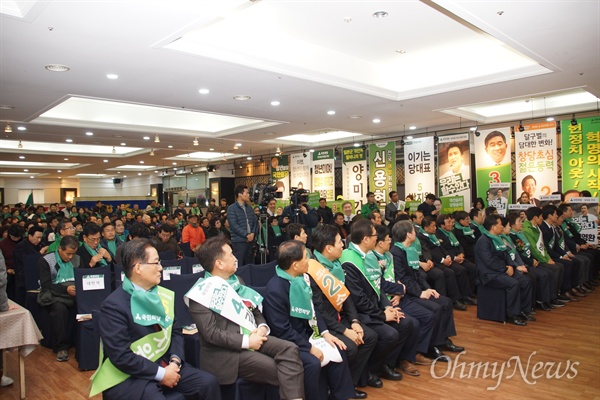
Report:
514,122,558,207
475,127,512,205
568,197,599,245
438,133,471,210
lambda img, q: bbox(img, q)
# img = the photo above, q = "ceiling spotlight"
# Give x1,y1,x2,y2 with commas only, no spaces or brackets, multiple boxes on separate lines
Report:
409,126,416,130
24,169,29,172
140,160,144,164
209,147,214,151
353,142,360,147
309,149,315,153
235,143,242,147
45,64,70,72
112,146,116,154
18,141,23,149
103,159,108,163
66,139,73,143
571,115,578,126
233,95,251,101
154,134,160,143
86,131,93,136
193,137,199,146
150,149,155,156
4,123,12,133
373,118,381,123
303,151,307,158
106,74,118,79
470,127,477,131
19,155,25,159
247,156,252,160
199,88,210,95
327,110,336,115
271,101,280,106
17,126,26,131
276,145,281,154
518,121,525,132
373,11,388,18
546,117,555,122
143,136,150,140
120,142,126,146
168,145,173,148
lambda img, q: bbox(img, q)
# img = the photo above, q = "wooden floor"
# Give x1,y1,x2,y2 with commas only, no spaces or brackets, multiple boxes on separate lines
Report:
2,290,599,400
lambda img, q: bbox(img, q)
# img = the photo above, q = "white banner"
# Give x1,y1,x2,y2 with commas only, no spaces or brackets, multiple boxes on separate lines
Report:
290,153,311,191
404,137,435,202
312,150,335,201
515,122,558,206
342,146,367,212
438,133,471,210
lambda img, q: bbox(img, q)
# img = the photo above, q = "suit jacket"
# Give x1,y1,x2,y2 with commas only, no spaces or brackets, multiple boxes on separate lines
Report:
453,227,477,261
77,245,112,269
189,297,266,384
390,246,430,298
539,221,565,259
436,230,464,259
100,286,184,398
309,275,359,336
341,259,390,325
263,274,327,353
474,234,512,285
417,232,448,266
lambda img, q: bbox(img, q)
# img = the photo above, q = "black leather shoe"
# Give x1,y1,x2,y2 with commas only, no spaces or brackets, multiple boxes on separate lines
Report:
537,302,552,311
556,293,571,302
453,300,467,311
367,373,383,388
550,299,566,307
378,365,402,381
442,338,465,352
427,347,451,362
461,297,477,306
350,389,368,399
520,311,536,321
507,315,527,326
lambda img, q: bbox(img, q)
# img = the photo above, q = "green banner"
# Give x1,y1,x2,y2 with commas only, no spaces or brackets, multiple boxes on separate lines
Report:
441,196,465,214
474,128,512,204
312,150,335,200
369,142,396,209
561,116,600,197
271,155,290,199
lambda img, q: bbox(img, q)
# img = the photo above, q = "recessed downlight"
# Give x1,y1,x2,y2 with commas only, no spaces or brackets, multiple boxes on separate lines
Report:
85,131,93,136
373,118,381,123
106,74,119,79
120,142,126,146
19,155,25,159
17,126,26,131
349,115,362,119
103,159,108,163
199,88,210,94
168,145,173,148
65,138,73,143
409,126,416,130
233,95,251,101
45,64,70,72
406,136,414,140
143,136,150,140
327,110,336,115
373,11,388,18
270,101,280,106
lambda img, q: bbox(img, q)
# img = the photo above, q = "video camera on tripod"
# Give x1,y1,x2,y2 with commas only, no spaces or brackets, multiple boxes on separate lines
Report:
251,182,283,215
289,187,309,218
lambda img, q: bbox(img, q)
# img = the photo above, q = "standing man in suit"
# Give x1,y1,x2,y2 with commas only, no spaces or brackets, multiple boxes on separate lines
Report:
187,236,304,400
263,240,356,400
384,191,404,225
91,239,220,400
227,185,258,266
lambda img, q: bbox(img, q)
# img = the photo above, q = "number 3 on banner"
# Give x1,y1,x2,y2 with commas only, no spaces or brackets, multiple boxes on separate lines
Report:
489,171,500,183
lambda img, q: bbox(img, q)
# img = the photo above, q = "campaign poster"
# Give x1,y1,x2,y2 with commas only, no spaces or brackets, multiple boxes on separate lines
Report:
270,154,289,200
312,150,335,201
561,116,600,197
369,142,396,211
404,137,435,203
438,133,471,210
475,127,512,205
487,182,510,216
342,146,368,214
569,197,599,245
515,122,558,206
290,153,311,192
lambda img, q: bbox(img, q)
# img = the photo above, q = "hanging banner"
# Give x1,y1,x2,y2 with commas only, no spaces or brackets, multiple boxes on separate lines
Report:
290,153,311,192
342,146,368,214
312,149,335,201
514,122,558,207
475,127,512,205
438,133,471,210
369,142,397,212
270,154,290,200
404,137,435,203
569,197,599,245
487,182,510,216
561,116,600,198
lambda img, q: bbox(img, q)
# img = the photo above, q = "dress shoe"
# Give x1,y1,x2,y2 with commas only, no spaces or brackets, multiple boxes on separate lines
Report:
564,292,580,302
350,389,368,399
537,301,552,311
366,373,383,388
529,309,536,315
579,284,593,293
57,349,69,362
0,375,14,387
583,282,595,291
427,347,451,362
398,360,420,377
461,297,477,306
442,338,465,352
506,315,527,326
556,293,571,302
569,288,586,298
550,299,566,307
378,365,402,381
415,353,434,365
520,311,536,321
588,279,600,286
453,300,467,311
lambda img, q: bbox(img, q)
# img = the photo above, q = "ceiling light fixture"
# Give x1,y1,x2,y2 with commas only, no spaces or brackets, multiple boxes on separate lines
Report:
106,74,118,79
373,118,381,123
276,145,281,154
143,136,150,140
150,149,155,156
546,117,555,122
199,88,210,95
66,139,73,143
247,156,252,160
85,131,93,136
233,95,251,101
372,11,388,18
271,101,280,106
17,126,26,131
18,141,23,149
4,123,12,133
571,114,578,126
168,145,173,149
353,142,360,147
112,146,116,154
309,149,315,153
19,155,25,159
518,120,525,132
409,126,416,130
45,64,70,72
348,115,362,119
103,159,108,163
406,136,414,140
140,160,144,164
120,142,126,146
209,147,214,151
154,134,160,143
193,138,199,146
327,110,336,115
235,143,242,147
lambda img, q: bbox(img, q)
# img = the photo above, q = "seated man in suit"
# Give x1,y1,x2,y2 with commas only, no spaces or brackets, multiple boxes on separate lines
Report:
263,240,356,400
186,236,304,400
475,215,534,326
309,225,377,397
91,239,220,400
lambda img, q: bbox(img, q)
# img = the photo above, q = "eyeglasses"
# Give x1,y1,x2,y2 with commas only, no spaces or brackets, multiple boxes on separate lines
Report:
142,260,162,266
87,236,101,242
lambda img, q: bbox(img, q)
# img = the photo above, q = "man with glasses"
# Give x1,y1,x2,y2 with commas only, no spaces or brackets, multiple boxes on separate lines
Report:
77,223,113,269
91,239,220,399
46,219,76,253
100,222,124,260
14,225,48,305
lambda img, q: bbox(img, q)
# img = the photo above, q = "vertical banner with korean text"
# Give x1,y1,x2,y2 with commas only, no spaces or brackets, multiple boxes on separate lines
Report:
312,150,335,201
561,116,600,197
270,155,289,200
569,197,599,245
438,133,471,210
404,137,435,203
290,153,311,192
369,142,397,211
342,146,367,214
475,127,512,205
515,122,557,205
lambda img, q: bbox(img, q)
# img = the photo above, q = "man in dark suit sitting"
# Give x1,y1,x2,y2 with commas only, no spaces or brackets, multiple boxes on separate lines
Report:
187,236,304,400
91,239,220,400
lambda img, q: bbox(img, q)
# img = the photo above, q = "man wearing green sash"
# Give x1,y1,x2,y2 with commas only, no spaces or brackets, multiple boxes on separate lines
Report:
475,215,533,326
92,239,220,400
77,223,113,269
188,236,304,400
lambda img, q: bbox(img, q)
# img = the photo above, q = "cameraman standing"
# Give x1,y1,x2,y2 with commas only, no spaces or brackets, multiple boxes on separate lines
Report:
279,190,319,248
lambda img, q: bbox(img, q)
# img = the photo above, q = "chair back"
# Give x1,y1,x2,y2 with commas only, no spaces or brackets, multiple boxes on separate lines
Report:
74,266,112,314
24,253,42,291
158,249,177,261
235,264,253,286
180,241,193,257
160,259,185,282
162,271,205,328
250,260,277,287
